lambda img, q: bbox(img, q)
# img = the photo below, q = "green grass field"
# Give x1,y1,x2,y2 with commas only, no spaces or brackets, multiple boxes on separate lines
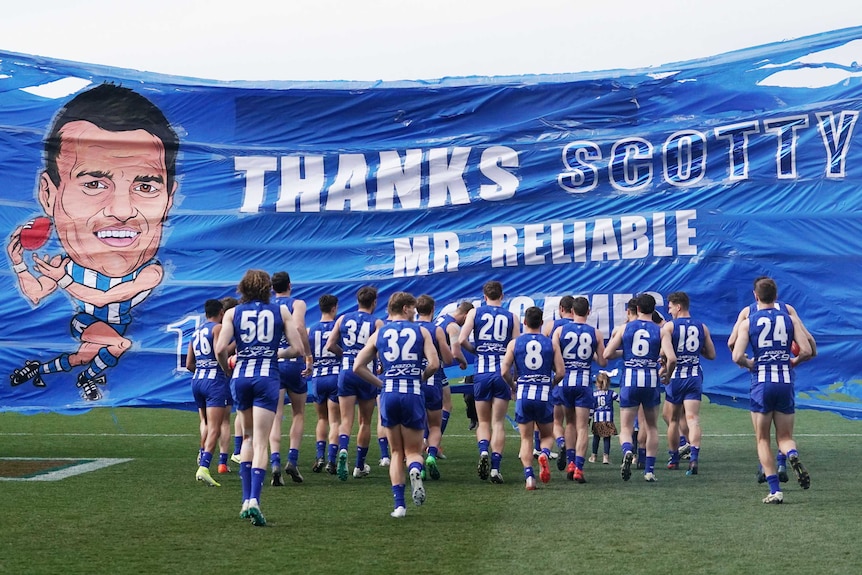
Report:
1,398,860,575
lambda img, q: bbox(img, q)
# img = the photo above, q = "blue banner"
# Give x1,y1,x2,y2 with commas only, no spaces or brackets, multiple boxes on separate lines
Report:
2,28,861,417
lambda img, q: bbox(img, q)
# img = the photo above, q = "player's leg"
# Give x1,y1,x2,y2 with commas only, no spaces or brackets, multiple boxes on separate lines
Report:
268,388,287,486
354,397,376,477
488,395,510,483
683,397,702,474
387,421,408,517
618,406,637,481
642,402,660,481
285,388,307,483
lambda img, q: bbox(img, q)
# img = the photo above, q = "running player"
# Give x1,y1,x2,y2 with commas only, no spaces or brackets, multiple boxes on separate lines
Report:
603,293,676,482
326,286,384,481
553,296,607,483
215,269,304,526
269,271,312,486
732,277,813,503
187,298,230,487
434,300,473,451
728,275,817,483
308,294,341,474
542,295,575,468
661,291,716,475
501,306,564,490
416,294,454,480
352,292,439,517
459,280,519,483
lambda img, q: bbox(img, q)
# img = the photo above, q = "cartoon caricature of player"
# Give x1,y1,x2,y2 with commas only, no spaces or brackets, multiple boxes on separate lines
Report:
7,84,179,401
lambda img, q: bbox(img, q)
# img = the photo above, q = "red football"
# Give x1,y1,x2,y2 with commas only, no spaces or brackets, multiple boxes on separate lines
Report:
791,341,800,356
19,217,53,251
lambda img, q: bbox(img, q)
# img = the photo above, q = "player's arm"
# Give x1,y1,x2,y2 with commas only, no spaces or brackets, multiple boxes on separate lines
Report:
215,308,236,373
552,336,565,386
731,319,754,369
7,228,65,304
352,332,382,388
593,328,609,368
789,314,813,366
186,340,196,373
500,340,516,390
435,326,454,367
511,313,521,338
727,306,749,351
541,319,554,337
447,322,467,369
603,327,623,360
701,323,717,360
325,316,344,356
292,299,314,375
660,327,677,383
278,306,304,359
786,304,817,358
420,326,440,381
458,309,477,354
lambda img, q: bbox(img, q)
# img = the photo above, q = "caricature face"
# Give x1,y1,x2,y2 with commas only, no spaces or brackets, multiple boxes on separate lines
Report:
39,120,175,277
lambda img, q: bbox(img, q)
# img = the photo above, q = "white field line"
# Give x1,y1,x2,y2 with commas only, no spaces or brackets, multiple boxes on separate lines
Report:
0,457,133,481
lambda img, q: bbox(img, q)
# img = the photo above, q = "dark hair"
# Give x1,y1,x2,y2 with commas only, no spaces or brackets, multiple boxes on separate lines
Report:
357,286,378,309
204,299,223,319
483,280,503,301
238,269,272,304
651,310,665,325
388,291,417,316
754,277,778,304
319,294,338,314
416,294,435,316
524,306,544,329
457,301,474,314
636,293,656,315
271,271,291,293
627,298,638,314
220,296,239,311
572,296,590,317
559,295,575,313
667,291,690,311
44,84,179,192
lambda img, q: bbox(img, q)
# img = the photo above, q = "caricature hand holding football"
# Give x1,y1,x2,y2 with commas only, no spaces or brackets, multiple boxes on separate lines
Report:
20,217,53,250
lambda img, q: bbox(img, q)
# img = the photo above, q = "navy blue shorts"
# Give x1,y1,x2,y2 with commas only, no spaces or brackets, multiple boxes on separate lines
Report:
379,391,426,430
473,372,511,402
515,397,554,425
279,360,308,394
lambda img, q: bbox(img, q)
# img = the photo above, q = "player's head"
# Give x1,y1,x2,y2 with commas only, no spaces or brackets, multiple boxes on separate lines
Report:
572,296,590,318
237,269,272,304
524,306,544,329
271,271,291,293
416,294,435,316
651,310,665,325
636,293,656,315
204,298,223,320
220,296,238,311
356,286,378,310
40,84,179,277
754,277,778,304
454,300,474,323
387,291,417,318
319,294,338,314
482,280,503,301
559,295,575,314
667,291,690,316
626,298,638,321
